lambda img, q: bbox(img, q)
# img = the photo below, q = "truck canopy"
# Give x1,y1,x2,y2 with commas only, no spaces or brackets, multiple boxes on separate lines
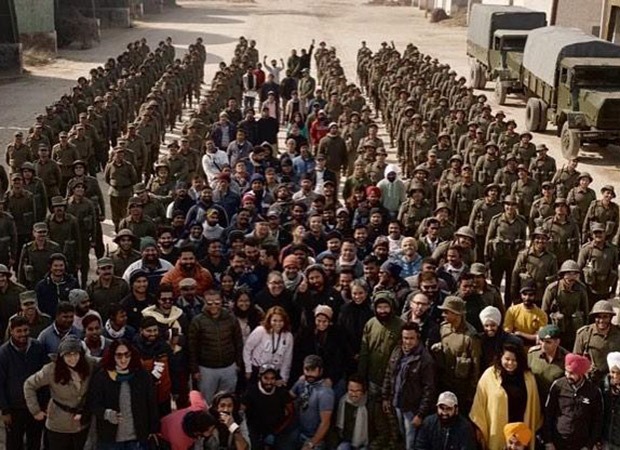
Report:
467,4,546,50
523,26,620,86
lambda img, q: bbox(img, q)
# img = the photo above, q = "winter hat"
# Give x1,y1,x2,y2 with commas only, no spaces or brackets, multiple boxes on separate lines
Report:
140,237,157,252
607,352,620,371
68,289,89,306
314,305,333,320
57,335,82,356
479,306,501,326
565,353,591,377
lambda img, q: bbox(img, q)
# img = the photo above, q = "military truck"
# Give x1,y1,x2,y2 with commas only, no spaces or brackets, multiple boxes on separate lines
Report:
521,26,620,158
467,4,546,104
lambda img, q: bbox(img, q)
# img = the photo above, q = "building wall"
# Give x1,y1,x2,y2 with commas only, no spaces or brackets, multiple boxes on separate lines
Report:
601,0,620,40
13,0,55,34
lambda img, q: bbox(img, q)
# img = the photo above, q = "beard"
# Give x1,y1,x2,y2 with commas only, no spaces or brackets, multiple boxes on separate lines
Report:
376,312,391,322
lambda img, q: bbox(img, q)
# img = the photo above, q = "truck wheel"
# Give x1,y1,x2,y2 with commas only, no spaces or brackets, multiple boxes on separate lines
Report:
538,100,548,132
561,122,580,159
494,78,507,105
525,98,541,132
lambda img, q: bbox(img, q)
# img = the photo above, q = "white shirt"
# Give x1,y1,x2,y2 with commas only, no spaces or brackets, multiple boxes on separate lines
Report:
202,151,230,185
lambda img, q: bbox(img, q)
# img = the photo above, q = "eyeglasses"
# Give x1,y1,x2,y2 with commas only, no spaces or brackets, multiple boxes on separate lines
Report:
114,351,131,359
205,301,222,306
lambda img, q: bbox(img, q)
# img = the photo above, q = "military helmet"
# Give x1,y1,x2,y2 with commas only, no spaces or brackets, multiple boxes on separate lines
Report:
589,300,615,316
558,260,580,275
455,226,475,241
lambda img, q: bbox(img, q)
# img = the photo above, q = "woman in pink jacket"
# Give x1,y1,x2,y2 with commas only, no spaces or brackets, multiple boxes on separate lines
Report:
160,390,217,450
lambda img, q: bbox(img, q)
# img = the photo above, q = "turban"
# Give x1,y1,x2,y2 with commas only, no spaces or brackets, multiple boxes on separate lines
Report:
366,186,381,198
565,353,591,377
479,306,501,326
608,352,620,371
503,422,532,445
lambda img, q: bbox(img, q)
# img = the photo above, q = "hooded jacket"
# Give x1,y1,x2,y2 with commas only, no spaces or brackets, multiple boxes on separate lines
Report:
377,164,406,213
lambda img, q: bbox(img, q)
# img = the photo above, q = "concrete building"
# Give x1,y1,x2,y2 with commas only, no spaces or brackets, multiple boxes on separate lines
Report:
0,0,23,74
14,0,57,53
601,0,620,42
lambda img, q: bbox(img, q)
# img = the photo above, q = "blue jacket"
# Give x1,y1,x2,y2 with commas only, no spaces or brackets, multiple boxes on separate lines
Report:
0,338,48,410
35,273,80,317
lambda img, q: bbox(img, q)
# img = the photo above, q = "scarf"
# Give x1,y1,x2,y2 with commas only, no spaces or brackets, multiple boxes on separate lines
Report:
339,255,358,269
108,369,135,383
283,272,303,292
337,394,369,448
105,319,125,339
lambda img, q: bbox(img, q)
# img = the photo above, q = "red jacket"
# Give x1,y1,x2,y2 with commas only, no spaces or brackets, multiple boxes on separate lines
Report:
160,391,208,450
160,262,214,297
310,119,329,147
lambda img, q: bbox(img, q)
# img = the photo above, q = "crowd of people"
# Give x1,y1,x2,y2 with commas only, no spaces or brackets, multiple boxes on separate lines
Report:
1,33,620,450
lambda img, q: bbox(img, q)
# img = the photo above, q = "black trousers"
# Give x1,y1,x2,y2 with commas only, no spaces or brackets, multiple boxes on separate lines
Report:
5,408,44,450
46,427,89,450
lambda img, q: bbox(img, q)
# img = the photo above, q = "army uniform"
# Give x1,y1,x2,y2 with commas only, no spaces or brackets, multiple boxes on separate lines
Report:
494,166,519,199
574,322,620,386
542,214,581,266
6,142,34,174
46,211,81,275
511,247,558,304
109,247,141,279
165,153,189,183
469,198,503,263
449,180,483,227
86,266,130,320
68,135,94,171
485,211,528,305
5,188,36,264
125,132,149,176
118,214,157,241
0,209,18,268
528,344,568,402
52,140,79,191
397,198,432,237
578,240,619,301
432,238,475,267
510,177,540,219
530,154,557,186
179,146,202,179
511,142,536,165
542,278,589,349
35,158,62,198
567,185,596,230
436,167,462,205
23,175,48,223
530,196,555,231
551,167,580,199
473,154,501,186
25,134,49,166
104,159,138,231
583,200,620,240
433,319,481,413
18,238,61,289
66,195,97,288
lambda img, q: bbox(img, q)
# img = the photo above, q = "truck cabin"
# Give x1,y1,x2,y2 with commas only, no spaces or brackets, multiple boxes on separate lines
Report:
493,30,530,52
558,58,620,90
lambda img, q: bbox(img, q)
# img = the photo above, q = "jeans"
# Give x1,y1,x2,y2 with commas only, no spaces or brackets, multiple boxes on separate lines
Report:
97,441,147,450
198,363,238,404
395,408,418,450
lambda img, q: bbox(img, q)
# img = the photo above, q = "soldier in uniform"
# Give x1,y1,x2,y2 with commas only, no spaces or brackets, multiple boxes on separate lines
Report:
511,132,536,166
529,181,556,232
21,162,48,223
17,222,61,289
578,222,619,303
432,226,476,266
542,198,581,266
134,183,167,226
470,263,504,314
494,154,519,199
432,296,481,414
86,256,130,321
109,229,141,278
529,144,557,186
25,125,49,166
398,182,432,238
436,154,462,205
104,147,139,231
449,164,482,228
179,137,202,180
0,198,18,269
165,140,189,183
497,120,519,158
66,182,98,288
511,164,540,220
527,324,568,404
46,196,80,279
5,172,36,267
35,144,62,199
567,172,596,231
541,260,589,350
5,131,33,175
474,143,501,187
582,185,619,241
52,131,79,192
485,195,528,306
469,183,503,263
573,300,620,386
551,157,580,199
118,197,158,240
511,227,558,304
124,123,149,181
68,124,95,175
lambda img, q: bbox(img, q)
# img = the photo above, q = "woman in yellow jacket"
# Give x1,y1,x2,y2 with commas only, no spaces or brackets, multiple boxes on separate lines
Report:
470,342,542,450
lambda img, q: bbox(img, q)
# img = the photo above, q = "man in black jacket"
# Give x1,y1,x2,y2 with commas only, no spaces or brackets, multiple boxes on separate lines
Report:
0,315,48,450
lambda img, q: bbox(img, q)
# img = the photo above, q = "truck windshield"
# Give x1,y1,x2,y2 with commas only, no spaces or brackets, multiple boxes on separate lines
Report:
574,66,620,87
495,36,527,52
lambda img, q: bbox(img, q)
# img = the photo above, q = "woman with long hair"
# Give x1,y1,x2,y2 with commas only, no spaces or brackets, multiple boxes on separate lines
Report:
88,339,159,449
24,335,96,450
470,343,542,450
243,306,293,385
232,289,264,343
337,279,373,375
